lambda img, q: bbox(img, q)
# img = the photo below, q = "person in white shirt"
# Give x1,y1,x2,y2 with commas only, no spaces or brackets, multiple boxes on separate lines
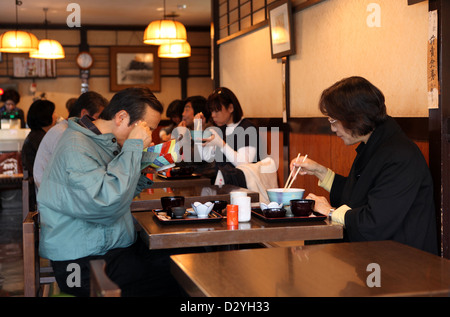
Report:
194,87,260,186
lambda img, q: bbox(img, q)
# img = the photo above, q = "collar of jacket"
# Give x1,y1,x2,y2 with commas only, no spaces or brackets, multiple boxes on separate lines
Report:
68,117,121,151
353,116,401,173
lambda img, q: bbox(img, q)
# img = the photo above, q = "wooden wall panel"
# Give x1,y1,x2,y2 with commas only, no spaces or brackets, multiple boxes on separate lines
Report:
329,137,358,176
264,129,284,189
288,134,332,198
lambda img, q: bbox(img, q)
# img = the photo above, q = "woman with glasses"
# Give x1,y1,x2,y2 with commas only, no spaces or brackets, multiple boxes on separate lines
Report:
291,76,437,254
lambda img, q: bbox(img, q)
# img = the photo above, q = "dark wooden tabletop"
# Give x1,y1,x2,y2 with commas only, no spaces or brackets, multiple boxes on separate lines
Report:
150,174,211,188
131,184,259,211
170,240,450,297
133,210,343,250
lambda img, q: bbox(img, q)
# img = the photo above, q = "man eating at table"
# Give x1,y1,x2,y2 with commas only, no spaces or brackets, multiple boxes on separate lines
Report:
37,87,182,296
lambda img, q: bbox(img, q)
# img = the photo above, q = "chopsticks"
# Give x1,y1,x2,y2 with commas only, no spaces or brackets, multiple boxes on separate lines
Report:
284,153,300,190
284,154,308,190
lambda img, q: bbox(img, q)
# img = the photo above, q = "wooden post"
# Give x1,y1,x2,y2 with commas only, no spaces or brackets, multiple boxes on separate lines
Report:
428,0,450,258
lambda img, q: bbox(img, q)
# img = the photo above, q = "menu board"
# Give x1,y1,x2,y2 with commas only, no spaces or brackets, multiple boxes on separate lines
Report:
13,57,56,78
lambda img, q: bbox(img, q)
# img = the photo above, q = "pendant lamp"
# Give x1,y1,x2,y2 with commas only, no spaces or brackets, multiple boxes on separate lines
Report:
143,1,187,45
158,41,191,58
0,0,39,53
29,39,65,59
29,8,65,59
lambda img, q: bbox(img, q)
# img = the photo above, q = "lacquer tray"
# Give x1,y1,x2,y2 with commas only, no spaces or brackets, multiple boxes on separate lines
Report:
152,209,223,225
251,208,327,223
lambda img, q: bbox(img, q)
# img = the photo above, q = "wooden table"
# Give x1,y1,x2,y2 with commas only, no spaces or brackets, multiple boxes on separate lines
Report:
150,174,211,188
133,211,343,250
170,240,450,297
131,184,259,211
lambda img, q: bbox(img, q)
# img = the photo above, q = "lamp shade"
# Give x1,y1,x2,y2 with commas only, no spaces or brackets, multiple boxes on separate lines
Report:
0,30,39,53
143,19,187,45
29,39,65,59
158,42,191,58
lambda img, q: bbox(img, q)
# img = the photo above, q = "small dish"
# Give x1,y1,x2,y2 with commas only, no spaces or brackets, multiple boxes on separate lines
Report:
260,201,283,210
262,207,286,218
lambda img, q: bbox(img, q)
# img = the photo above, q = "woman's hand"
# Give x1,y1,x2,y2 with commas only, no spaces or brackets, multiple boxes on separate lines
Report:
202,128,225,148
129,121,152,148
290,156,329,182
305,193,332,216
194,112,206,129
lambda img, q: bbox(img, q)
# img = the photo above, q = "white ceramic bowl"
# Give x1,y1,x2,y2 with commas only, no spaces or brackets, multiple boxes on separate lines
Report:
266,188,305,206
191,201,215,218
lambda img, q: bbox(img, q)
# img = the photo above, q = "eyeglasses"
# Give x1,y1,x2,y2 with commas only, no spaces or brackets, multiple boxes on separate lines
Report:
328,117,338,126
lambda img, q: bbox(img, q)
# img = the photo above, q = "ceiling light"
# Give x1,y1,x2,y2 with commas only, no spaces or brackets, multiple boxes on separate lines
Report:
0,30,38,53
158,42,191,58
143,0,187,45
30,39,65,59
0,1,39,53
29,8,65,59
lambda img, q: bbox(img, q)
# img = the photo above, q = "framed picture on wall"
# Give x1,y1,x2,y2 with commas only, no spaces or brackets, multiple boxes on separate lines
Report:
109,46,161,92
268,0,295,59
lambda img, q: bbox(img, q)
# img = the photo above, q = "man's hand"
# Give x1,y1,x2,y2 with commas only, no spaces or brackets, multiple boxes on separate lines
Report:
129,121,152,148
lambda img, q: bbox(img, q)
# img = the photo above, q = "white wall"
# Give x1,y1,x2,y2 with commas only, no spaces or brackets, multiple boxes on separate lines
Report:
220,0,429,118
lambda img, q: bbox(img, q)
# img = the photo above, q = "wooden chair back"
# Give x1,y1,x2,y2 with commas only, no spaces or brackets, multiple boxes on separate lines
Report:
22,170,36,221
22,211,41,297
22,211,56,297
90,259,121,297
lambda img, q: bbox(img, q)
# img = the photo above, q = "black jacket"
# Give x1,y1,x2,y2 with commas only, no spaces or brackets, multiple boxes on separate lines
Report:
331,117,438,254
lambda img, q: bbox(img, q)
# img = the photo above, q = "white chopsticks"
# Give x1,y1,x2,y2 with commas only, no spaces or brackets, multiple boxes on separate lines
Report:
284,154,308,191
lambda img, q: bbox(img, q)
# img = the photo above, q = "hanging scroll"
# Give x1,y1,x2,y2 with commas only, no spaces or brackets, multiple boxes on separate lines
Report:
428,10,439,109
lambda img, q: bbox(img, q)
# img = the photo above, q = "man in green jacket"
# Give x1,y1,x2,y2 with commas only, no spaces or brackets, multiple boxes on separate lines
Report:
38,87,179,296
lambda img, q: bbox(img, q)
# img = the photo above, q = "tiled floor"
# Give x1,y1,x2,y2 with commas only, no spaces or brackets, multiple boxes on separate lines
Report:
0,188,24,297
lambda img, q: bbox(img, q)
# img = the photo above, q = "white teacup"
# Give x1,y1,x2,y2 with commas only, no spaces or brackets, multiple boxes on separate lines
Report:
230,191,247,205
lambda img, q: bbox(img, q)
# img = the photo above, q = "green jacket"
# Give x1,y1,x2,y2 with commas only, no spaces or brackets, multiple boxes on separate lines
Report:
38,118,152,261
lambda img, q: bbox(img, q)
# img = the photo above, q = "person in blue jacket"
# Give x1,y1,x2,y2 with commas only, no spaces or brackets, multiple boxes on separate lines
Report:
38,87,181,296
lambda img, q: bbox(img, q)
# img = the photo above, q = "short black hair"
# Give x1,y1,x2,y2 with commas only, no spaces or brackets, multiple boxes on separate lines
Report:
69,91,108,118
99,87,163,125
207,87,243,123
27,99,55,130
319,76,387,136
2,89,20,104
166,99,183,118
184,95,210,121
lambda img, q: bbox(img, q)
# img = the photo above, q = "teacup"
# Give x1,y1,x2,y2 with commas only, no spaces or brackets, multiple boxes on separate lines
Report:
171,206,186,219
290,199,315,217
230,191,247,205
191,201,215,218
